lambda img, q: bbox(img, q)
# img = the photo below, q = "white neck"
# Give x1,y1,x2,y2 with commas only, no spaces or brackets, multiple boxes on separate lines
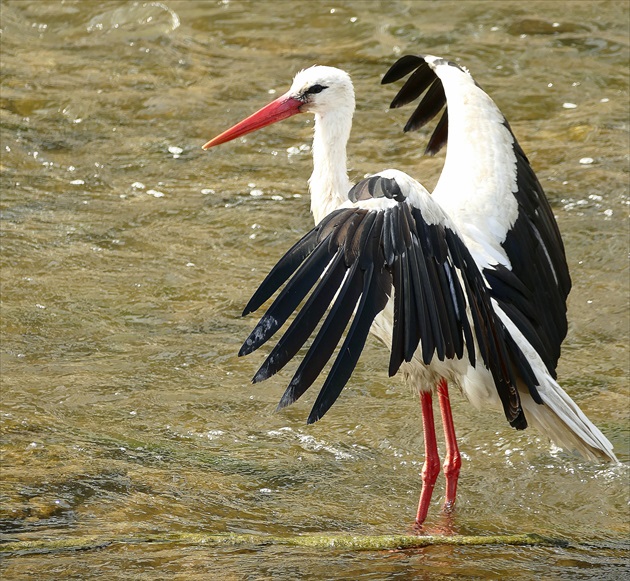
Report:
308,108,353,224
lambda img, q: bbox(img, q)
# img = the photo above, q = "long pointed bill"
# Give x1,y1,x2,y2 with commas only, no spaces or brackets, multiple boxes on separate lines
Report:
202,92,303,150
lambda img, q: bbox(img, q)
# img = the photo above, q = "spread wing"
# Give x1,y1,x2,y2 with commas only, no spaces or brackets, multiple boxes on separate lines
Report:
239,174,537,428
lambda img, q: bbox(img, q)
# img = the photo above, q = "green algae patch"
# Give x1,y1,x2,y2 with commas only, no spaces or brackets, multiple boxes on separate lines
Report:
0,532,568,556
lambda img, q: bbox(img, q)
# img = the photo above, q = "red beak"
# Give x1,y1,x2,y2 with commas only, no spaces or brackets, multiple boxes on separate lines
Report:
202,92,303,150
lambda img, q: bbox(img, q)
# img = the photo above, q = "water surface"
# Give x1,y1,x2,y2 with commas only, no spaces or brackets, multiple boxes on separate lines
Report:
1,0,628,578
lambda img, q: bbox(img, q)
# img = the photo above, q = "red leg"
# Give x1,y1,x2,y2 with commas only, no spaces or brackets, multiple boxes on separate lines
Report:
415,390,441,526
437,379,461,512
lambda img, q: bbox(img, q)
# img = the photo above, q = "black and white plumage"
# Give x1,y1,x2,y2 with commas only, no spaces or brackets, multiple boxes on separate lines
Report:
203,54,617,525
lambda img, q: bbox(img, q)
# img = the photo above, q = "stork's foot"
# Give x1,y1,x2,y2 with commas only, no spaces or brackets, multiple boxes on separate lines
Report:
410,512,457,536
442,499,456,514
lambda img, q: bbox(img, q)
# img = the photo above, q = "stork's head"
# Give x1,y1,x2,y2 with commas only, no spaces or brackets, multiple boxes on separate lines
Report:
288,66,355,116
202,65,355,149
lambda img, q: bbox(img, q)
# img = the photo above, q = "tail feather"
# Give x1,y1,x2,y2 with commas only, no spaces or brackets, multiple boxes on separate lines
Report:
490,307,618,462
520,377,618,463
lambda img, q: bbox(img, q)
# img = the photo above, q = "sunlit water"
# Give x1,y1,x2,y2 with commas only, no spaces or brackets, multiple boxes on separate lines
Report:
1,0,628,578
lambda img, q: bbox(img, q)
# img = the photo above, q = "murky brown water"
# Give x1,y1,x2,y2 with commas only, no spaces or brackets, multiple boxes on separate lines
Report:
1,0,628,578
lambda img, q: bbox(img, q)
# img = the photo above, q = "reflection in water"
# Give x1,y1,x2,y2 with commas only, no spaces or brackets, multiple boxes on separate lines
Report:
1,0,628,578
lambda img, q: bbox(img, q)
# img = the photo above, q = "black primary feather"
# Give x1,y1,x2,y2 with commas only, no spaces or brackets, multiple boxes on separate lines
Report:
381,54,425,85
252,249,347,383
277,258,364,410
404,79,446,133
389,62,437,109
384,55,452,155
239,239,336,357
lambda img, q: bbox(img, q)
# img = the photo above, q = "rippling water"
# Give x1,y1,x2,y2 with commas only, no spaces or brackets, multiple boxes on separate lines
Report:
1,1,628,578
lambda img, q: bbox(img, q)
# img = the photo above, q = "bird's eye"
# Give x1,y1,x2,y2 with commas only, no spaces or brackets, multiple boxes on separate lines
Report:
306,84,327,95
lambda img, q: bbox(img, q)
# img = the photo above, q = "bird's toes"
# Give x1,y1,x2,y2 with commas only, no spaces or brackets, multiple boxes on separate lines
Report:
410,520,427,536
442,499,456,514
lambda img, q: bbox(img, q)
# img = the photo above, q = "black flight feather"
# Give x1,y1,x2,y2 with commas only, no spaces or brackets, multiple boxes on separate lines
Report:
252,248,347,383
277,258,364,410
241,227,320,317
425,109,449,156
403,236,425,363
307,215,388,423
239,239,336,357
389,62,436,109
389,253,406,376
381,54,426,85
404,79,446,133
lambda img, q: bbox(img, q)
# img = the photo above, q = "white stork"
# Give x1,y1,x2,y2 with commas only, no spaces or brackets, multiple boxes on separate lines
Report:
202,54,617,526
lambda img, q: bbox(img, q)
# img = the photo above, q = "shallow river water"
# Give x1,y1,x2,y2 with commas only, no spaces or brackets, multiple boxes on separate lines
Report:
1,0,629,578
